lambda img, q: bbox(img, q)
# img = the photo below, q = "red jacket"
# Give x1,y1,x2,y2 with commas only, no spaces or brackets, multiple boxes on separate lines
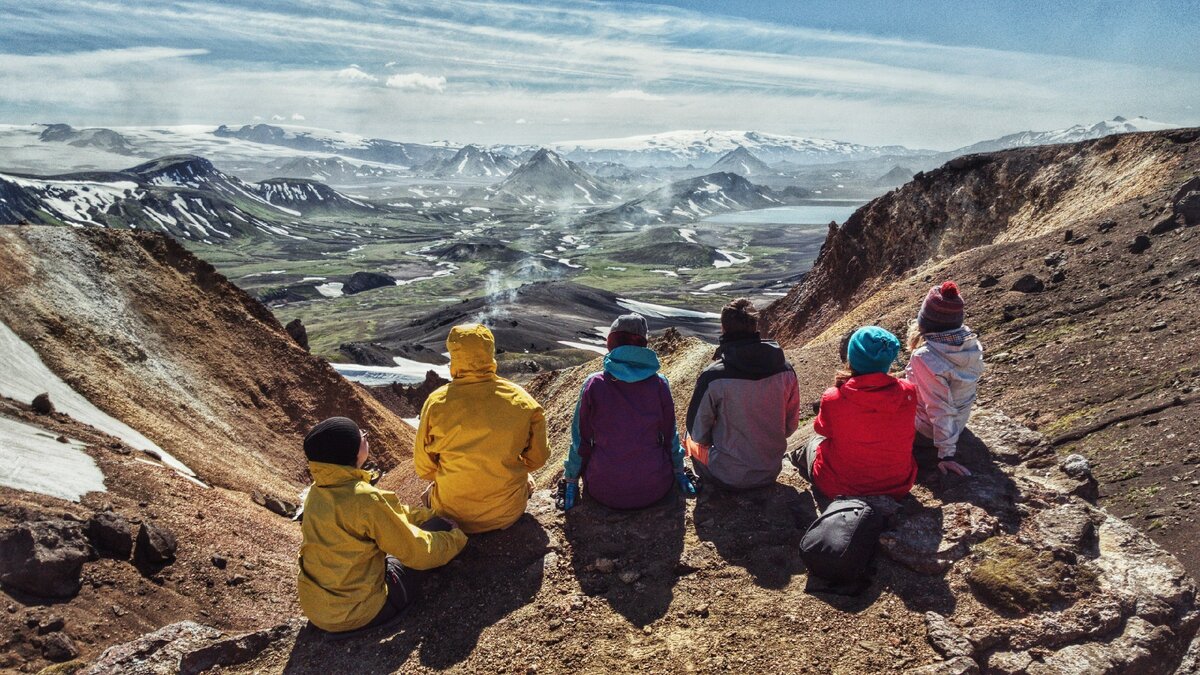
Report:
811,372,918,500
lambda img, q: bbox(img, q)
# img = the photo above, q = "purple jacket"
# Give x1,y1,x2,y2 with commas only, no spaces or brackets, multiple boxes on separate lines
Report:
565,345,684,509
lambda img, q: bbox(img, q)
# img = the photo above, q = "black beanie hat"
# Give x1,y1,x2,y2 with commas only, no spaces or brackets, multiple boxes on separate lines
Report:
303,417,362,466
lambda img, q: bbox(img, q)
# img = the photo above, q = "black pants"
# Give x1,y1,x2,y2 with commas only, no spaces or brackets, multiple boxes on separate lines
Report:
359,516,455,629
787,434,822,483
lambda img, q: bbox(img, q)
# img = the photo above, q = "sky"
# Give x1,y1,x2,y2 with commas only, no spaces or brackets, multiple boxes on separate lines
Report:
0,0,1196,150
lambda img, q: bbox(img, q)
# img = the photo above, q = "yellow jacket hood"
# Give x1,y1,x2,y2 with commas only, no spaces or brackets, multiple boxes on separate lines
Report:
447,323,498,380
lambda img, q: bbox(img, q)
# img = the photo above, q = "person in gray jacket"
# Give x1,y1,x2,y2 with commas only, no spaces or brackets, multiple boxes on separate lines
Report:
684,298,801,489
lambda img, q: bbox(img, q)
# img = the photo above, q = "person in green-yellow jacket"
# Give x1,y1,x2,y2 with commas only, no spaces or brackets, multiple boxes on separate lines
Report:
298,417,467,634
415,324,550,533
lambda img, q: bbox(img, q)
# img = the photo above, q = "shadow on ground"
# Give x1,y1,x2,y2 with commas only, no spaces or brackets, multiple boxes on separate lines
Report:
564,490,685,628
281,513,549,672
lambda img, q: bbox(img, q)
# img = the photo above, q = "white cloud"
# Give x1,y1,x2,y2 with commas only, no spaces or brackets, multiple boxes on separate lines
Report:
608,89,662,101
514,118,528,124
385,72,446,92
271,114,285,121
385,61,397,68
561,117,571,122
335,66,377,83
473,119,484,125
291,113,305,120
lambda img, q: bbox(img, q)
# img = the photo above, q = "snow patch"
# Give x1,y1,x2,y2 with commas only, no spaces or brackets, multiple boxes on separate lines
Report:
0,417,106,502
616,299,720,320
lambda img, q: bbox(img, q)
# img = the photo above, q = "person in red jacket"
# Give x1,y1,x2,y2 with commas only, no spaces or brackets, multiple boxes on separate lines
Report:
788,326,918,500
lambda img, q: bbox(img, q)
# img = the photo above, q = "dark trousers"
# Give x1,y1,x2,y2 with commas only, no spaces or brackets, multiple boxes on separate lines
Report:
787,434,822,483
359,516,455,629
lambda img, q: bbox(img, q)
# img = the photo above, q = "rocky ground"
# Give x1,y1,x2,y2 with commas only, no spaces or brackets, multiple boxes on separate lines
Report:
3,128,1199,673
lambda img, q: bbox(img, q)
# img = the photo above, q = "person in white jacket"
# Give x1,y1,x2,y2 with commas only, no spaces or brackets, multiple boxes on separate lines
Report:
905,281,984,477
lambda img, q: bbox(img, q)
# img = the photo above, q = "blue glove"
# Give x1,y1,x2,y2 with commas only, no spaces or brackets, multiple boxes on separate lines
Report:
556,478,579,511
676,471,698,497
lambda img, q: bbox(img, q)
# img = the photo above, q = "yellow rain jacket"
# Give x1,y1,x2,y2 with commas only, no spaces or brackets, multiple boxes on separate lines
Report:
415,324,549,534
297,461,467,633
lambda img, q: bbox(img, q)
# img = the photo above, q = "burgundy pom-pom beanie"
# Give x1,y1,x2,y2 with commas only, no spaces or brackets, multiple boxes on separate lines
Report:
918,281,965,332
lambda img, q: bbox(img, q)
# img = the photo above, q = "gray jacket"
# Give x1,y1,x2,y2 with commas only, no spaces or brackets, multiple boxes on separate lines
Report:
685,333,801,488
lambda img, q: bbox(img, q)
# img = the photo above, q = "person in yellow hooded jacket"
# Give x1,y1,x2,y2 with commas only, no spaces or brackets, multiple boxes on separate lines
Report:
298,417,467,634
415,324,550,533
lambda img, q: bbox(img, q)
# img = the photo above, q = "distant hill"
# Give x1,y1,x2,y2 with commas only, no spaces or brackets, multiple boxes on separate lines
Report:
267,156,403,184
945,116,1178,157
213,123,452,167
486,148,620,206
709,146,774,177
583,171,795,227
874,165,916,187
38,123,135,155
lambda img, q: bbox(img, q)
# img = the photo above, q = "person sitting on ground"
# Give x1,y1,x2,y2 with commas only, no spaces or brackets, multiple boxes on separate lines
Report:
905,281,984,477
297,417,467,634
557,313,698,511
684,298,801,490
414,323,549,533
788,326,918,500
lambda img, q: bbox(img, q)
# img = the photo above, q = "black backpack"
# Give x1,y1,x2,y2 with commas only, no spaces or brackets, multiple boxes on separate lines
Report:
799,498,885,594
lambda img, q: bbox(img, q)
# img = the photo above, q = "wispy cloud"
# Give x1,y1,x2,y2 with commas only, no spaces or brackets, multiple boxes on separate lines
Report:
0,1,1195,147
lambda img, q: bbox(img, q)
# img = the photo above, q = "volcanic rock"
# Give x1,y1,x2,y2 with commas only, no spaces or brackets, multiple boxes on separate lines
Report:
1010,274,1045,293
88,511,134,559
1129,235,1151,253
284,318,309,351
31,392,54,414
0,519,93,598
134,522,178,567
40,632,79,662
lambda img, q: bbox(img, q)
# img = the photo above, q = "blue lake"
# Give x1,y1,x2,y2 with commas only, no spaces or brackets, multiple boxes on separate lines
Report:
701,202,865,226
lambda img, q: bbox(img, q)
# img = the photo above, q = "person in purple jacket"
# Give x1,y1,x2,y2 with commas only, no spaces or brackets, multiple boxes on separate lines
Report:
556,313,699,511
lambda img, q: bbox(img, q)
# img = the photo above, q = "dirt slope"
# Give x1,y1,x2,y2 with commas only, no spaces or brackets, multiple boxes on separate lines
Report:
758,128,1200,580
761,127,1200,346
0,227,420,500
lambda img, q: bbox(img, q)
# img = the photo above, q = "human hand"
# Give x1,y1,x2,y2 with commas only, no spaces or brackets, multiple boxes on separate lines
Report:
555,478,579,511
676,471,698,497
938,460,971,477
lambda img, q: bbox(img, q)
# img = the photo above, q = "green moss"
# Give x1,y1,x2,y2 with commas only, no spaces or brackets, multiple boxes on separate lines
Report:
967,537,1097,614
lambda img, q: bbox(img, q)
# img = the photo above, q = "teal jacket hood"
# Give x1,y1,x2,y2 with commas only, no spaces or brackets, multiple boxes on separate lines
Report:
603,345,661,382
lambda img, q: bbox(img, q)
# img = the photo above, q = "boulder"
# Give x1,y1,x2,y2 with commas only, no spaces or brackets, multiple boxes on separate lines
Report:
1010,274,1044,293
251,490,298,518
40,632,79,662
134,522,177,567
88,511,133,559
1128,235,1151,254
31,392,54,414
81,619,305,674
1059,454,1092,479
284,318,309,351
342,271,395,295
0,519,93,598
966,537,1096,614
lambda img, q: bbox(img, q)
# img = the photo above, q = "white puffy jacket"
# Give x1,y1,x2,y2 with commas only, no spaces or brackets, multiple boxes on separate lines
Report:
904,328,985,459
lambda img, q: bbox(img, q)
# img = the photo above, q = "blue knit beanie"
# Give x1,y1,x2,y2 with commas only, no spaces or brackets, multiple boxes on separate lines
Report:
847,326,900,375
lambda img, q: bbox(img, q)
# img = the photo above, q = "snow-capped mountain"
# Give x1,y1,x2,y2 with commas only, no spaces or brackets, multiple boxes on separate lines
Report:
422,144,517,178
948,116,1178,156
255,178,374,213
0,155,374,241
267,156,404,184
709,146,775,177
552,130,927,167
213,124,452,168
584,171,795,227
487,149,620,206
